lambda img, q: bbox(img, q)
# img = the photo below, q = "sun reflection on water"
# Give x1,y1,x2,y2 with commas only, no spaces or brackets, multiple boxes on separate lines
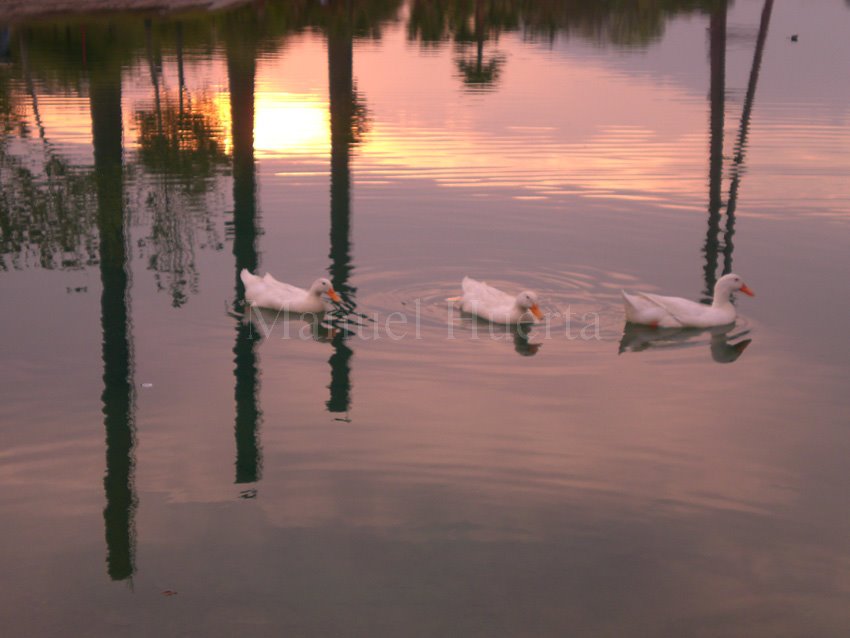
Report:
254,93,330,158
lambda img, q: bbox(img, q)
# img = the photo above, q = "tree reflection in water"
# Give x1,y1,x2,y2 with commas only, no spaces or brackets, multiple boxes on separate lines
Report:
134,20,230,307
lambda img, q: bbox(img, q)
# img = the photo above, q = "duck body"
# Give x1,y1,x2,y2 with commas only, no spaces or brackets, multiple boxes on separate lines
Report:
622,273,754,328
240,269,340,314
459,277,543,325
621,291,735,328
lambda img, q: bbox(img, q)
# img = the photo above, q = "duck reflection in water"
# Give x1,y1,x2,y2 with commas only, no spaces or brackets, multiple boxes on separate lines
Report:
513,327,541,357
514,328,540,357
242,305,339,343
618,323,752,364
458,315,542,357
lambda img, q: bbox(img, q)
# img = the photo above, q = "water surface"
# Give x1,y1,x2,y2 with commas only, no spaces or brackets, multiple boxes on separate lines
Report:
1,1,850,636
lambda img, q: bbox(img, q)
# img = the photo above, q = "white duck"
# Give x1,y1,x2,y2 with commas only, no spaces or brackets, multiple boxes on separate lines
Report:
240,269,341,314
622,273,754,328
455,276,544,325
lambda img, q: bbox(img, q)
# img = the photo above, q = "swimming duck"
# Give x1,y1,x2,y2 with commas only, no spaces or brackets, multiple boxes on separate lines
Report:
622,273,754,328
455,276,543,325
240,269,341,314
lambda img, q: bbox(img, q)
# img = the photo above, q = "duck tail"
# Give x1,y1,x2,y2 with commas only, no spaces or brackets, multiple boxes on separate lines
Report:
621,290,638,322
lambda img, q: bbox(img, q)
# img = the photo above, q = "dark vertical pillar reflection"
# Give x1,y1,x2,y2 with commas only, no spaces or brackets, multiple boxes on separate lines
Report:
326,331,354,414
91,63,136,581
327,3,355,415
328,17,354,296
227,36,262,484
176,22,185,114
723,0,774,275
702,2,727,302
475,0,484,72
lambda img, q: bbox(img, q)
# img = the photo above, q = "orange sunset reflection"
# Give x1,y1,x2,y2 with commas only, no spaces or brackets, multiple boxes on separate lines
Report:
254,92,330,158
213,90,330,159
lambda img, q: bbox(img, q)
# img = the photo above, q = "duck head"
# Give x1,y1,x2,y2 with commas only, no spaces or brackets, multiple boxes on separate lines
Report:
515,290,543,320
310,278,342,303
714,273,755,303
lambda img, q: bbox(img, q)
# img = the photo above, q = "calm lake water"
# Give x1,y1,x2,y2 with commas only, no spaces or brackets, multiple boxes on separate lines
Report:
1,0,850,635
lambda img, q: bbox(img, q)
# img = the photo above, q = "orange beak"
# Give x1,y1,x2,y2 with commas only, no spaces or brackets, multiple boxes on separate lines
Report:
327,288,342,303
530,304,543,320
739,284,755,297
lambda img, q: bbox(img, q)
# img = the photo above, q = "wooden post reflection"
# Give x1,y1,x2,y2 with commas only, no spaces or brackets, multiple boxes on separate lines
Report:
326,2,355,415
227,35,263,483
703,0,774,296
702,1,727,302
723,0,774,274
91,61,136,582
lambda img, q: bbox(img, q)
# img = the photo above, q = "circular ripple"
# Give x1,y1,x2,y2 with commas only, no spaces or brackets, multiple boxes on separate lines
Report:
348,264,627,342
